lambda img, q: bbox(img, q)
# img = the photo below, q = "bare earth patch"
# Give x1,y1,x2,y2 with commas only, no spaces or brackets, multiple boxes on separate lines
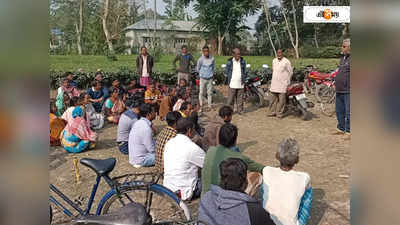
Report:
50,87,350,225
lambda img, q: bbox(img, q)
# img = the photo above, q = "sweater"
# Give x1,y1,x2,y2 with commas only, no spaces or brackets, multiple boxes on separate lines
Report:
201,145,265,195
335,54,350,93
173,53,196,73
199,185,276,225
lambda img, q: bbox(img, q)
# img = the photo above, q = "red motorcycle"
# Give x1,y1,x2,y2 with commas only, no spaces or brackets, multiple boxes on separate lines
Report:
303,65,338,96
315,71,337,117
284,82,314,120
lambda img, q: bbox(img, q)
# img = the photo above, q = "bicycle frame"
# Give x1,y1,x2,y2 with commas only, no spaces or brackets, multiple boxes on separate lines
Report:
49,175,103,217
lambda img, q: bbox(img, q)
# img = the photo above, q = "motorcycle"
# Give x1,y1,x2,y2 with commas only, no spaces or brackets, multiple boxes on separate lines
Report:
221,64,266,107
303,65,338,96
285,82,314,120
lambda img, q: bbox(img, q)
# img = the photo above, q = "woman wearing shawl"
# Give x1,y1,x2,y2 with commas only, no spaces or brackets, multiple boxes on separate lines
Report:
58,78,80,98
61,106,97,153
104,89,126,124
159,87,176,120
50,101,66,146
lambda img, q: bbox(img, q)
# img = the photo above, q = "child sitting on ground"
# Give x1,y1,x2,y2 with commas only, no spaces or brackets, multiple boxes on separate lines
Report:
262,138,312,225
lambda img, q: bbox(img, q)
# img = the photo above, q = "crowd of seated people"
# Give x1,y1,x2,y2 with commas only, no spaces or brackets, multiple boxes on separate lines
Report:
50,71,313,225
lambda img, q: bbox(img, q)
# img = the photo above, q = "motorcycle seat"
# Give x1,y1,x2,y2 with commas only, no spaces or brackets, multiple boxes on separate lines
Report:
73,203,151,225
309,71,330,80
80,158,116,177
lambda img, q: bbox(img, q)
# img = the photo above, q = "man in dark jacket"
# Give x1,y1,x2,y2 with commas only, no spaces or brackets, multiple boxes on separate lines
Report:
225,48,247,114
334,39,350,136
173,45,196,85
136,46,154,87
199,158,275,225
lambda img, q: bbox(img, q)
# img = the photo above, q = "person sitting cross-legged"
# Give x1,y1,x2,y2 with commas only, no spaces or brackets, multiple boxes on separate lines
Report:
199,158,276,225
87,81,106,113
262,138,312,225
104,88,126,124
163,118,205,201
154,111,182,173
129,103,157,168
201,123,264,197
116,96,143,155
60,106,97,153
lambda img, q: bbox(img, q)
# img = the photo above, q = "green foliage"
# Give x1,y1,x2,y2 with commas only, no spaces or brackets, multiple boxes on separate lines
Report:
300,46,341,58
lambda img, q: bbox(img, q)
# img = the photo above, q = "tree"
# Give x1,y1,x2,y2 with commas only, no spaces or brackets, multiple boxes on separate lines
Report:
261,0,277,57
164,0,187,20
280,0,299,58
184,0,260,56
76,0,84,55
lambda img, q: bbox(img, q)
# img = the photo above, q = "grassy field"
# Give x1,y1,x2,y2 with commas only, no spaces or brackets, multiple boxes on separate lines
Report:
50,55,339,72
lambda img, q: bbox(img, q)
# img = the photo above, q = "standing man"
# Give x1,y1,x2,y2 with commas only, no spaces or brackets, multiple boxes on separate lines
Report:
268,49,293,118
225,48,247,115
173,45,196,85
136,46,154,87
196,46,216,112
334,39,350,136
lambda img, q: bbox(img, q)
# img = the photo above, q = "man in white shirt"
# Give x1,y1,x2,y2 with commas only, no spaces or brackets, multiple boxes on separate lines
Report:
268,49,293,118
163,118,205,201
262,138,312,225
225,48,247,114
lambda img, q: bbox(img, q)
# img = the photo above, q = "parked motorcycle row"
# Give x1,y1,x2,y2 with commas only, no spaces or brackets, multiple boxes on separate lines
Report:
227,64,338,120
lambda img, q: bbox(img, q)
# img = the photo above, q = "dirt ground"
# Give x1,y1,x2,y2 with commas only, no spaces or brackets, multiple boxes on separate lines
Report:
50,86,350,225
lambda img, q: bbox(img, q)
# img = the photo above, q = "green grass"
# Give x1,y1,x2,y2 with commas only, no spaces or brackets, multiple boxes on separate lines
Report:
50,55,339,73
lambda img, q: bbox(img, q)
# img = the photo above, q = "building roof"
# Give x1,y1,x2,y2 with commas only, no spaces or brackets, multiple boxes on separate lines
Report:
125,19,205,32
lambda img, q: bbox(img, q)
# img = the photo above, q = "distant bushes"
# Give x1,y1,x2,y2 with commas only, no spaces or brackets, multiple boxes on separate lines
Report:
300,46,341,58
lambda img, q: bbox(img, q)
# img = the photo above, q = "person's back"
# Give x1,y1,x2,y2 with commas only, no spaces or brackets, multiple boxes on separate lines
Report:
201,124,264,195
163,118,205,200
202,106,233,151
199,158,275,225
262,138,311,225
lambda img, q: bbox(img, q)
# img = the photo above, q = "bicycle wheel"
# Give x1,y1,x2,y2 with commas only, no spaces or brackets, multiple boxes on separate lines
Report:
320,94,336,117
316,83,335,103
101,185,191,224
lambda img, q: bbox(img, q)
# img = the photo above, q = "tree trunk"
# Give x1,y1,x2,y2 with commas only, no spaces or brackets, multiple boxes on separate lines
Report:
281,0,299,58
342,23,349,38
291,0,299,58
102,0,114,53
314,24,319,48
217,32,224,56
153,0,157,49
75,0,84,55
262,0,276,57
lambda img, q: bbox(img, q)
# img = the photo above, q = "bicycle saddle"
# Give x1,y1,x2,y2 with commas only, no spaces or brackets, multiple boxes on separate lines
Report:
73,202,152,225
80,158,116,176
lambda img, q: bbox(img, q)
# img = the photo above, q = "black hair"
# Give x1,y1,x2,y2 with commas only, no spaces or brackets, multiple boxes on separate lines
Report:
180,101,191,111
166,111,182,127
181,45,188,49
62,78,69,83
176,118,194,134
138,103,154,118
91,80,100,88
219,105,233,118
202,46,209,50
111,88,119,94
64,71,73,77
179,78,187,85
70,96,79,107
177,88,186,99
141,46,147,51
219,158,248,192
95,71,102,76
78,92,87,103
126,92,144,108
219,123,238,148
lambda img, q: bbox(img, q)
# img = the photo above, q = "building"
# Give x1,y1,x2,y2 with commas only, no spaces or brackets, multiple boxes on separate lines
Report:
124,19,208,54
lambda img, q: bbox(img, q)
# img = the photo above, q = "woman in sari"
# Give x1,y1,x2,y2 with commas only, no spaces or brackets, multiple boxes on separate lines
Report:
104,89,126,124
50,101,67,146
61,106,97,153
58,78,80,98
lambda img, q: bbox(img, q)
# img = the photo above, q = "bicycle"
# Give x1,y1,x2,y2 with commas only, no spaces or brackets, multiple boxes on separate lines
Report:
50,157,191,224
72,202,210,225
316,80,336,117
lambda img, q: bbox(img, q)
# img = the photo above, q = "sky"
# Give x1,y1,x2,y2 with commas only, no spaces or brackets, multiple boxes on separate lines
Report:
151,0,281,34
